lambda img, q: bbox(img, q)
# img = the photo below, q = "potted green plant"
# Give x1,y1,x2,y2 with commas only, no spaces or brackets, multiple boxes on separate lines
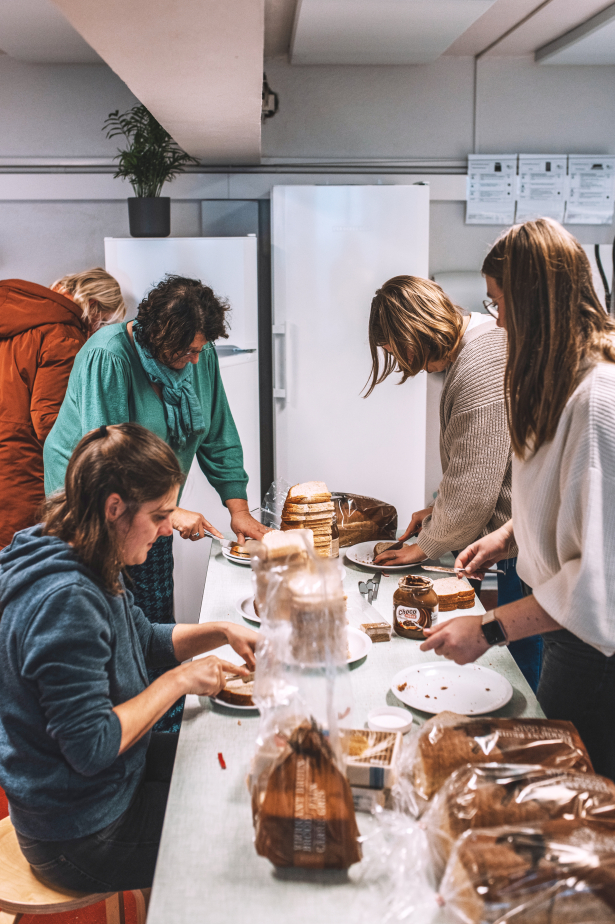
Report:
103,104,199,238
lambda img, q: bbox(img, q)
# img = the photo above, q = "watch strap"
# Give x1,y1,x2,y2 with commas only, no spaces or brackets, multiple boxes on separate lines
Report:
481,609,508,647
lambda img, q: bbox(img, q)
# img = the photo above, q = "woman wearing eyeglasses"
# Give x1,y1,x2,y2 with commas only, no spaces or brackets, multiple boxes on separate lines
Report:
44,275,267,730
367,275,542,691
421,218,615,779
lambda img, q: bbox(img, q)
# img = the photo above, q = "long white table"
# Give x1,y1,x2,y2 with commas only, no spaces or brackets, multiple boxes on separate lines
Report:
148,543,543,924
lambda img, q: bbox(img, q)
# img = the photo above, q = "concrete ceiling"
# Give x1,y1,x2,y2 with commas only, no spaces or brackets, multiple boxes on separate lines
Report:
290,0,497,66
49,0,264,164
537,1,615,64
0,0,102,63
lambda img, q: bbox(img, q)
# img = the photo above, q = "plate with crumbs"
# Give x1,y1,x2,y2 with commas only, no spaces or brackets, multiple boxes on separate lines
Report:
391,662,513,716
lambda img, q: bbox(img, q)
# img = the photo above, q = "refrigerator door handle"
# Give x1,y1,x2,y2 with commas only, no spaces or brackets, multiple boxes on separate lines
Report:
272,323,286,399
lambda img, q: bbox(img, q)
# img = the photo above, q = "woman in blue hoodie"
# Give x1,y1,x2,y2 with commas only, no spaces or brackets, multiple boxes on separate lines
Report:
0,422,257,892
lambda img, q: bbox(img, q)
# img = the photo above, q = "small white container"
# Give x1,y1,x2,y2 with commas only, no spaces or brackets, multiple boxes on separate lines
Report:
367,706,413,734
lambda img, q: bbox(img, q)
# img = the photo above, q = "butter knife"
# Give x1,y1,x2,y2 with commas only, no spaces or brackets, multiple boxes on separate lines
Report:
421,564,505,576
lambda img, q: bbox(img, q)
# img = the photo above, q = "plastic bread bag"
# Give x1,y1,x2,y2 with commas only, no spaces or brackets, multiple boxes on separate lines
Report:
423,763,615,880
438,818,615,924
331,492,398,548
248,531,361,869
393,711,593,815
260,478,292,529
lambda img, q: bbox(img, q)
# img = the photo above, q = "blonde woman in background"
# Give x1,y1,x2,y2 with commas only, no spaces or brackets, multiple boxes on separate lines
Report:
422,219,615,779
0,268,125,548
366,275,542,691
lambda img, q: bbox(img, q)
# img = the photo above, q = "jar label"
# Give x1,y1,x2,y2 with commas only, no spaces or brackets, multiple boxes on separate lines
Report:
396,605,421,627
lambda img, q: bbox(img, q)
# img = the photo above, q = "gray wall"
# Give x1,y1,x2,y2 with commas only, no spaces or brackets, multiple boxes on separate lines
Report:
1,53,615,285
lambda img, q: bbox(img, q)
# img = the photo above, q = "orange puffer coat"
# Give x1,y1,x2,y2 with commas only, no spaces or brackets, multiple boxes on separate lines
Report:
0,279,87,549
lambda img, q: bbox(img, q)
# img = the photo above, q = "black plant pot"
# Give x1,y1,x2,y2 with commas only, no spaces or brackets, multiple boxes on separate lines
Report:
128,197,171,237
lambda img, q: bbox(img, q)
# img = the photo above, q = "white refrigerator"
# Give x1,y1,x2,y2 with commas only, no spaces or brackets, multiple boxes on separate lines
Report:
104,237,260,622
271,185,429,530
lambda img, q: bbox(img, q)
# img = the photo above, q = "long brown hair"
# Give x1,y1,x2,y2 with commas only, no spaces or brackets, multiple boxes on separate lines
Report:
42,423,184,593
365,275,464,396
483,218,615,456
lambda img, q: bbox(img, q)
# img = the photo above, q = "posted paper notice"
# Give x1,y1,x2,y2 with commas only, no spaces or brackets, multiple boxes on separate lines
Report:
466,155,516,225
565,156,615,225
516,155,566,223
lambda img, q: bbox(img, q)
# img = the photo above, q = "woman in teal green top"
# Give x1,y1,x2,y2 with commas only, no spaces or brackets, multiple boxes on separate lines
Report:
44,275,267,730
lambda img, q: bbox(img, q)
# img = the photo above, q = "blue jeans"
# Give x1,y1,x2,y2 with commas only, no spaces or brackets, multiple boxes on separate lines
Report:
497,557,543,693
16,732,178,892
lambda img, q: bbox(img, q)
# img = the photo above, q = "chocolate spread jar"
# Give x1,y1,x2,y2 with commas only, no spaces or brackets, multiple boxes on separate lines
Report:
393,575,439,640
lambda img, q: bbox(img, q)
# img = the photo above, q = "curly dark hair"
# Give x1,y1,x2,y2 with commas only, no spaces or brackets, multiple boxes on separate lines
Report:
134,275,230,362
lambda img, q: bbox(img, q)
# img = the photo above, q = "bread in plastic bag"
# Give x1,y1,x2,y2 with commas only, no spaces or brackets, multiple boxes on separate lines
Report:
248,530,361,870
253,719,361,869
424,763,615,876
439,818,615,924
331,492,397,548
398,711,593,810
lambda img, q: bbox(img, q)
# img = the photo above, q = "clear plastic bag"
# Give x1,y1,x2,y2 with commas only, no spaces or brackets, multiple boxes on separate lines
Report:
248,529,361,870
331,492,398,548
260,477,292,529
439,818,615,924
394,711,593,814
424,763,615,879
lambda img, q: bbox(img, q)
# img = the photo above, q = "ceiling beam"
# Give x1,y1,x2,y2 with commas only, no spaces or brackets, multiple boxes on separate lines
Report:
49,0,264,164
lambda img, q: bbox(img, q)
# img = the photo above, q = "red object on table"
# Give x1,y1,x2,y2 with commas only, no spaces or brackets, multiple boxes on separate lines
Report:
218,752,226,769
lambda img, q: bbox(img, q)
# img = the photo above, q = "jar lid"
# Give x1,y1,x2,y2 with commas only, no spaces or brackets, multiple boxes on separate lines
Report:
397,574,433,591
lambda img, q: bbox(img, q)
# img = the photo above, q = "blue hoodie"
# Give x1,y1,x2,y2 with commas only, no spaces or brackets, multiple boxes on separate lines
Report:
0,526,178,840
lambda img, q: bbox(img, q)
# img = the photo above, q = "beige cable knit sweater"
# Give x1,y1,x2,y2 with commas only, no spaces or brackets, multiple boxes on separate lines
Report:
419,318,517,560
514,361,615,656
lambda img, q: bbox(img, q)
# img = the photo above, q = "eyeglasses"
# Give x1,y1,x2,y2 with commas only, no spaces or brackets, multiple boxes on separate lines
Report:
180,347,205,358
482,299,499,320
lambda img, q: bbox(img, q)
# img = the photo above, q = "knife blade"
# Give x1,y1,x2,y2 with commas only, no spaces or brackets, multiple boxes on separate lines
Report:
421,564,505,576
371,572,382,600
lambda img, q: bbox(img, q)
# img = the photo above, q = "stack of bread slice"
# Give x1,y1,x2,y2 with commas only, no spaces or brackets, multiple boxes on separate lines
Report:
432,576,475,612
281,481,334,558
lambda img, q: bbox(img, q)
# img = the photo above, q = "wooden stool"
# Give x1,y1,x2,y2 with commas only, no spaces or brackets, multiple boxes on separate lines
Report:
0,817,147,924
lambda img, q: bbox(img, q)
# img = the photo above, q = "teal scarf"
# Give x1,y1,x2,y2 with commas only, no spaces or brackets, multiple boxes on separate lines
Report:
132,322,206,451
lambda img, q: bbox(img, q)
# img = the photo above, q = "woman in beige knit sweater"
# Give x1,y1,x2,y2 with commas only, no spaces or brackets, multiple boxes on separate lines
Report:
422,219,615,780
366,276,542,691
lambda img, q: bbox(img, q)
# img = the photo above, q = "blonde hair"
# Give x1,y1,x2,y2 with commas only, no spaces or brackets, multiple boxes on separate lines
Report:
365,275,464,396
483,218,615,456
52,267,125,326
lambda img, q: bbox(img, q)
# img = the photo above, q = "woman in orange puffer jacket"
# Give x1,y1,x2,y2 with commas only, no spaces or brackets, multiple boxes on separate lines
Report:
0,269,124,549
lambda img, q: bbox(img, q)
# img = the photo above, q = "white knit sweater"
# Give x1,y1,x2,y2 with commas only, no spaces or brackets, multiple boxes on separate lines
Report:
419,318,515,560
514,361,615,656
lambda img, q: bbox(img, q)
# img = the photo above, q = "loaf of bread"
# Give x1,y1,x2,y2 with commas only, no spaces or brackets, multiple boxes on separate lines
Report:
425,763,615,866
281,482,334,558
440,819,615,924
253,720,362,869
332,493,397,548
409,711,593,802
433,576,475,611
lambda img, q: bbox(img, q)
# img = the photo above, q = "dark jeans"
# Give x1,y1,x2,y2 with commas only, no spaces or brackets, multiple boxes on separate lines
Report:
497,557,543,694
17,732,178,892
538,629,615,782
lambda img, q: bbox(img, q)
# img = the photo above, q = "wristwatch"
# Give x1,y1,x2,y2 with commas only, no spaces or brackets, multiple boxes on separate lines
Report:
481,610,508,647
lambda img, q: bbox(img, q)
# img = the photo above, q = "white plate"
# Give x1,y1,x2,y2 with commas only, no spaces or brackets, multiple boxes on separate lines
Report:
345,541,415,572
236,594,260,624
221,546,251,567
391,661,513,716
235,597,370,666
210,695,259,712
347,625,372,665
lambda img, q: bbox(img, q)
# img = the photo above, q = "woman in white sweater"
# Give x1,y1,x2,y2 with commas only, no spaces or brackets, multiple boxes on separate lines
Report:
422,218,615,779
